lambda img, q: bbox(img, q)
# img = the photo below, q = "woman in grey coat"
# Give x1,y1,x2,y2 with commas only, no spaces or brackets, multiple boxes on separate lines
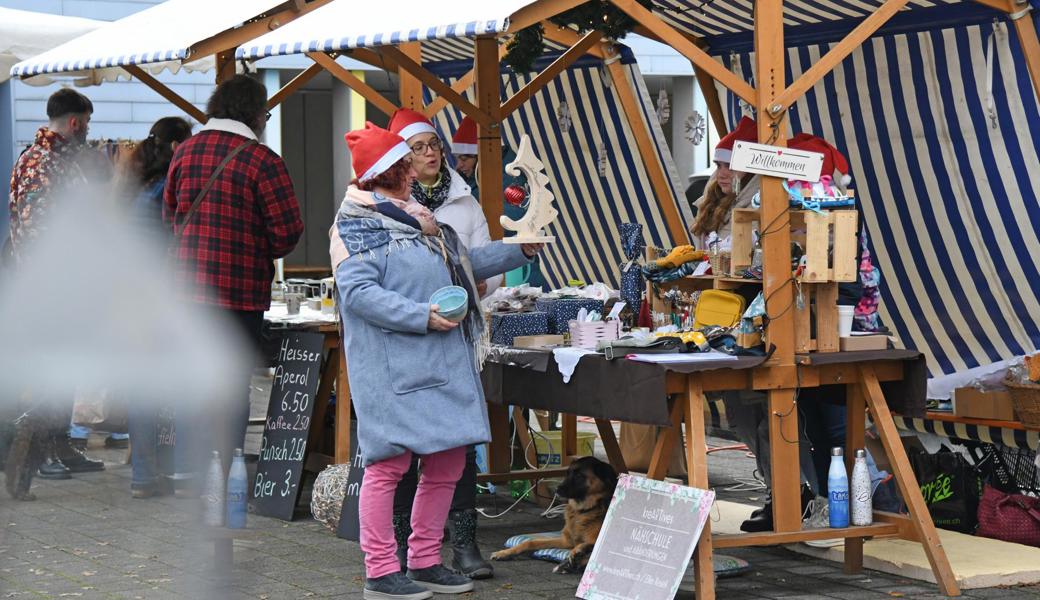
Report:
332,123,538,600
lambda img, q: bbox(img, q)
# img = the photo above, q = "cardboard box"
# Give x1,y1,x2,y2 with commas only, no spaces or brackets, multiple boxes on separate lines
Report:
512,334,565,349
954,387,1016,421
840,334,889,351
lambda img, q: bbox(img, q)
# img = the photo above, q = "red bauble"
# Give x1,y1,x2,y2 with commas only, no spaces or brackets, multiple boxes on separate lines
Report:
504,184,526,206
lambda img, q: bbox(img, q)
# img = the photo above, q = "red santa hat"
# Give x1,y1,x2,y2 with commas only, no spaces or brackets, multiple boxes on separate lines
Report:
388,108,438,141
714,116,758,163
345,122,411,183
452,116,478,155
788,132,851,186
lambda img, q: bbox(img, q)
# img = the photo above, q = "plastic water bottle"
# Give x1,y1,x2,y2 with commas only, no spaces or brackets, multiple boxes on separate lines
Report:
828,447,850,528
202,451,225,526
851,449,873,526
226,449,248,529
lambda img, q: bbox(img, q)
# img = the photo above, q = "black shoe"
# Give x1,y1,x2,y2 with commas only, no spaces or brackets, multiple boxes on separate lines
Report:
104,436,129,449
392,513,411,571
449,509,492,579
37,459,71,480
55,441,105,473
741,485,814,532
363,572,432,600
406,565,474,594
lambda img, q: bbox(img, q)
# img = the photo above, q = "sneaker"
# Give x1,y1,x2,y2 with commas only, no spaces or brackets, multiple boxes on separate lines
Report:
802,496,843,548
406,564,474,594
363,572,432,600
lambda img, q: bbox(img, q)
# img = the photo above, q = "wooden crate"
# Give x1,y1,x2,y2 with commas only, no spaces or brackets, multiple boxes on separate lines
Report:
731,208,858,282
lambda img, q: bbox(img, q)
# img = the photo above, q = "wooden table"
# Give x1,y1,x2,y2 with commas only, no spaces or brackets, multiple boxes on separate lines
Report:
482,349,960,599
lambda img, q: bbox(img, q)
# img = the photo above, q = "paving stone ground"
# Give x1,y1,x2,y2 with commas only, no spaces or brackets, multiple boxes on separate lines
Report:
2,374,1038,599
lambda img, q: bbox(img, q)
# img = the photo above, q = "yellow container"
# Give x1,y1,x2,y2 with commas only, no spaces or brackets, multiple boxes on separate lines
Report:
694,290,746,329
532,431,597,468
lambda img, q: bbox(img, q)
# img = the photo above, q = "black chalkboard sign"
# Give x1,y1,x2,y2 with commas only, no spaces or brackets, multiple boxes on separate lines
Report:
252,332,325,521
336,422,365,541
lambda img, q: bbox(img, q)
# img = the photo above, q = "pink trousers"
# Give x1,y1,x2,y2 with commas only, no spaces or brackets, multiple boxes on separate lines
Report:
359,446,466,578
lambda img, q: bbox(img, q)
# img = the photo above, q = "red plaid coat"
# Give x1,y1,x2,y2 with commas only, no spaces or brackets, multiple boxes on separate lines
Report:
164,129,303,311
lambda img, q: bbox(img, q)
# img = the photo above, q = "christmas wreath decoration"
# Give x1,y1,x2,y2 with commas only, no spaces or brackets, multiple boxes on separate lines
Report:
504,0,654,73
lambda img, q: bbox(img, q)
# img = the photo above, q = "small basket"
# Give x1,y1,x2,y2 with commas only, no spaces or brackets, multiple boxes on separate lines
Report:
568,319,622,350
1003,375,1040,427
709,251,731,276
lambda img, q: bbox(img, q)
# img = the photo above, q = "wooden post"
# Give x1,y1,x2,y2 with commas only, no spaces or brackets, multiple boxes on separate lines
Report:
684,378,715,600
335,330,351,465
474,36,505,240
1011,9,1040,105
754,0,801,533
215,49,236,84
605,46,691,245
398,42,423,110
844,383,866,574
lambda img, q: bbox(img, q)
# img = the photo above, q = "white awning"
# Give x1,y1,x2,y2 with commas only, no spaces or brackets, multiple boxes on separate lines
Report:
237,0,534,62
9,0,286,83
0,8,103,84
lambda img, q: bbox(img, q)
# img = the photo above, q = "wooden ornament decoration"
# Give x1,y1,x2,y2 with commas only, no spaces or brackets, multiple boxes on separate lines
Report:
501,134,556,244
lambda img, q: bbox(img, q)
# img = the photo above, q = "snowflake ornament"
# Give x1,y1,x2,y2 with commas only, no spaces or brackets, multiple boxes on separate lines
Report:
684,111,706,145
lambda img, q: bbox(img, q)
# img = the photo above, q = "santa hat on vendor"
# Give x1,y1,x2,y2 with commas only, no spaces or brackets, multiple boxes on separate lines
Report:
451,116,478,155
389,108,438,141
345,122,412,182
714,115,758,163
789,132,852,186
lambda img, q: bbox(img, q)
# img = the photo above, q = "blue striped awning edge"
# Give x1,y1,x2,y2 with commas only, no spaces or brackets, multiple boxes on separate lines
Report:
11,48,188,77
897,416,1040,451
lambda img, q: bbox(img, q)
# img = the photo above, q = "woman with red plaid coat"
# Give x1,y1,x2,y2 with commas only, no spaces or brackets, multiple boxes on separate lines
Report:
163,75,303,486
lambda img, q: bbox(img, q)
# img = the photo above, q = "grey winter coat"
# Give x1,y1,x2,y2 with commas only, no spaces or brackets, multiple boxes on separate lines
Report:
334,222,529,466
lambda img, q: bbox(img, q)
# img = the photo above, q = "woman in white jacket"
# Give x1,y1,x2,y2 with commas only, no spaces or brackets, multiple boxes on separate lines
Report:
390,109,502,298
386,108,497,580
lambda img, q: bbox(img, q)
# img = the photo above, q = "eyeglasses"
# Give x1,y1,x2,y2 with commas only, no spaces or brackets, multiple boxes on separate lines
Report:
265,111,272,122
409,138,442,156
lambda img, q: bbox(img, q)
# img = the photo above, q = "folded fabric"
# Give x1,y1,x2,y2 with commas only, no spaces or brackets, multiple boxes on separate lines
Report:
653,245,706,269
552,347,597,383
643,259,704,283
490,311,549,346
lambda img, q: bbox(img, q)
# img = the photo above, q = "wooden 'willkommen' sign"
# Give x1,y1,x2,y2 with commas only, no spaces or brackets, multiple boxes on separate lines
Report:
577,475,715,600
252,332,324,521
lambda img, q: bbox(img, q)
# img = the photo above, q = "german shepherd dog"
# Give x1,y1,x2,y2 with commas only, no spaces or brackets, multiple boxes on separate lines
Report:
490,456,618,573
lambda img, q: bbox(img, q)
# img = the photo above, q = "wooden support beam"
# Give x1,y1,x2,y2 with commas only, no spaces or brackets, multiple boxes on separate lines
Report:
122,65,207,123
608,0,756,105
379,46,495,126
714,523,899,548
694,65,729,141
684,379,715,600
185,0,332,64
540,22,606,58
861,367,961,596
396,42,423,110
844,383,867,574
500,30,603,118
647,396,684,480
424,44,511,120
343,48,399,73
594,419,628,473
971,0,1014,12
1010,7,1040,106
335,333,351,465
771,0,911,113
506,0,589,33
474,36,505,239
267,62,323,110
308,52,400,118
215,49,236,84
605,48,691,245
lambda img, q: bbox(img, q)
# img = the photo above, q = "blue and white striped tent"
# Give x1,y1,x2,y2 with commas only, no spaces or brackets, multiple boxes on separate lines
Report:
698,1,1040,376
238,0,1040,376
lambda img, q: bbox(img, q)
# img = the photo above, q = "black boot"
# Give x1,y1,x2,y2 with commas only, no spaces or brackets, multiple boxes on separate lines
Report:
740,484,814,532
52,435,104,473
393,512,411,571
449,509,492,579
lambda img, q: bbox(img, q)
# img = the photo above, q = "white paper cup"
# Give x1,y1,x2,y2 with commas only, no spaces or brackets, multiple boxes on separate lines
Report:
838,305,855,337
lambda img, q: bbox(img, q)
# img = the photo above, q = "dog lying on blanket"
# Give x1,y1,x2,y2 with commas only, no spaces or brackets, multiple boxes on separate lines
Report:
490,456,618,573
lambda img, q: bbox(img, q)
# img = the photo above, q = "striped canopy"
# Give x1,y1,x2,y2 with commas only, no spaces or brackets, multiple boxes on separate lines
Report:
712,3,1040,376
424,50,690,289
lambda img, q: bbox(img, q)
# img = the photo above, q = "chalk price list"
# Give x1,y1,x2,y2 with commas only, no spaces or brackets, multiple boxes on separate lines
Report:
254,336,323,505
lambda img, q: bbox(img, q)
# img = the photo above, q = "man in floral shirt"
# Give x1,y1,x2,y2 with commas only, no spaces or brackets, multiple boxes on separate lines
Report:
7,88,105,480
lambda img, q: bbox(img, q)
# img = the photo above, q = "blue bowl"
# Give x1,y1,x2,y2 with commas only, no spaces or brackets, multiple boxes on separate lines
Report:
430,286,469,323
